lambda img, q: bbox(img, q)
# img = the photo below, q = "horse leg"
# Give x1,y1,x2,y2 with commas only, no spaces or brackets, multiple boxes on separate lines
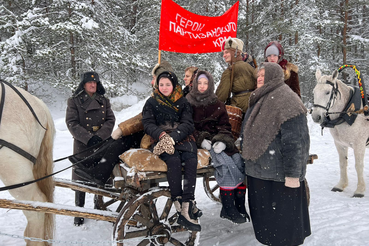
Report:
9,183,50,246
353,146,366,198
9,179,50,246
332,142,348,192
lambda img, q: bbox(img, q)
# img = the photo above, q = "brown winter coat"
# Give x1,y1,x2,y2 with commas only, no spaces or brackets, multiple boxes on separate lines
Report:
283,62,301,98
216,60,256,113
66,90,115,181
191,100,238,156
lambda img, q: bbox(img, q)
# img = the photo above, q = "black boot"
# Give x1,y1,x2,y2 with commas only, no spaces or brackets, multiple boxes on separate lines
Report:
74,191,85,226
177,202,201,231
220,189,246,224
235,185,250,222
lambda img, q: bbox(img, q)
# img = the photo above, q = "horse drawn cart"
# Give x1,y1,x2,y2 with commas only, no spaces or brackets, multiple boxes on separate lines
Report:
0,151,220,246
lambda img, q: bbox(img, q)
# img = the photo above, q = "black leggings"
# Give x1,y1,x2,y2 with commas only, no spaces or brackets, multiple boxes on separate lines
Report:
162,151,197,202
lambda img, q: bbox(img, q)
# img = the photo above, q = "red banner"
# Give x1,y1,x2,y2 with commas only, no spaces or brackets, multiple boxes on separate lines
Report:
159,0,239,54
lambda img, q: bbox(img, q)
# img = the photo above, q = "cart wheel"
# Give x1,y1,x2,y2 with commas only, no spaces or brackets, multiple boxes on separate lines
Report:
113,187,200,246
203,175,220,203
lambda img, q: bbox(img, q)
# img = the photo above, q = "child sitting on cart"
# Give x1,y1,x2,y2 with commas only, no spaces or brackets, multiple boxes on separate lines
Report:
186,70,250,224
141,70,202,232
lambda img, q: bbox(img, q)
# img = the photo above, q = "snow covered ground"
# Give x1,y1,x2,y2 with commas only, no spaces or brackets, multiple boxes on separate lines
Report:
1,97,369,246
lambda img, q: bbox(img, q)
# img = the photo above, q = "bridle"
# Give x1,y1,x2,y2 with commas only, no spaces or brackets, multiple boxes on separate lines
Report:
313,80,342,120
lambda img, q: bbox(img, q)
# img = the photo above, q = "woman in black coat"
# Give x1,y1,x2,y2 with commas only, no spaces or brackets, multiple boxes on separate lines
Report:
241,62,311,245
142,71,201,232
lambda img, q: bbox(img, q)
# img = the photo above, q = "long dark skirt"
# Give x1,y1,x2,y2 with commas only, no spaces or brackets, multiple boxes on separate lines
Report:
247,175,311,246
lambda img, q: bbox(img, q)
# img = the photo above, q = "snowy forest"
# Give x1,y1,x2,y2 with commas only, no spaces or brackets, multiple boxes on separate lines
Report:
0,0,368,105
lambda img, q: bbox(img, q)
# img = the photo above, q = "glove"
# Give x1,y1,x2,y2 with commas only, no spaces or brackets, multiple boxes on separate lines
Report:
213,141,226,154
201,139,212,150
153,133,175,155
285,177,300,188
111,127,123,140
87,135,103,147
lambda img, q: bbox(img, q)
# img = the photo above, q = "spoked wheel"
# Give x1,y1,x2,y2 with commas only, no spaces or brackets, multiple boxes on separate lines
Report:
203,174,220,203
113,188,200,246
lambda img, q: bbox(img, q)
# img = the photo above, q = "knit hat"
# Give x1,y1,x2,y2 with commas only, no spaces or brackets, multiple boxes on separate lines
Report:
222,37,244,52
151,60,174,77
81,71,100,84
156,71,178,88
264,41,284,62
197,74,208,81
265,45,279,57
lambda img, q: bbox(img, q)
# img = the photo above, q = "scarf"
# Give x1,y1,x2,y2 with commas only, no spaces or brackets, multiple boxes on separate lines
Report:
151,84,183,126
242,62,307,161
186,70,218,107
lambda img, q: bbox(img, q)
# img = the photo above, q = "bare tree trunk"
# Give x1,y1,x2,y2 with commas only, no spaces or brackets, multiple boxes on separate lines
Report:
68,3,76,80
246,0,249,51
279,0,284,41
342,0,349,65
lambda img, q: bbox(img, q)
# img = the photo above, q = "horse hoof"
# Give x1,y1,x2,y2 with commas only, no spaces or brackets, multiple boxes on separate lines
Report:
352,194,364,198
331,187,343,192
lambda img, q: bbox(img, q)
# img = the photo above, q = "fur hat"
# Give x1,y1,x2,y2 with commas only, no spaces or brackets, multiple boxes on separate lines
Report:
73,71,105,96
222,37,244,52
156,71,178,88
151,60,174,77
81,71,100,84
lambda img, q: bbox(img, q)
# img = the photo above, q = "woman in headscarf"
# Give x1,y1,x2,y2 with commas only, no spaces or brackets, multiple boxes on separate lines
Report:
187,70,249,224
241,62,311,245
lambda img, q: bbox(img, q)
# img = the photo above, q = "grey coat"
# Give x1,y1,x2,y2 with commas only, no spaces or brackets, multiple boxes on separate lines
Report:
243,113,310,182
66,90,115,181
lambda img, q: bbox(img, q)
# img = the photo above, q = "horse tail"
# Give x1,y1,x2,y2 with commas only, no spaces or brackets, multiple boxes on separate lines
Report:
33,100,55,243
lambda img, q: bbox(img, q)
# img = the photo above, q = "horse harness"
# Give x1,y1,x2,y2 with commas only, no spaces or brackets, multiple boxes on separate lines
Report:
313,80,362,129
0,80,47,164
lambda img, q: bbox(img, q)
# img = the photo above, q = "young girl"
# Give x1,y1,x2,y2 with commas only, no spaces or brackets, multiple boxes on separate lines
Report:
186,70,249,224
142,71,201,232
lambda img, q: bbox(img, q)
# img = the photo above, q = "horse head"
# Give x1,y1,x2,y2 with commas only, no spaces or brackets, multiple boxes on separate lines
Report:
312,69,343,125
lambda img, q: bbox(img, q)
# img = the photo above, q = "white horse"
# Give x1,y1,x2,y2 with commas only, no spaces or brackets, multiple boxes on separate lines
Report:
0,80,55,245
312,69,369,198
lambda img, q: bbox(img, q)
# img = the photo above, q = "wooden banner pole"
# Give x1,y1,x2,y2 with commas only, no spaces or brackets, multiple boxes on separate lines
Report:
158,50,161,64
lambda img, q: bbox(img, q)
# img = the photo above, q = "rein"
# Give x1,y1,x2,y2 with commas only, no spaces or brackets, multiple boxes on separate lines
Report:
0,138,115,192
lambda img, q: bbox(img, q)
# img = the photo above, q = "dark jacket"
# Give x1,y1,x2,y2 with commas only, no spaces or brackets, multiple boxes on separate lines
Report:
142,96,197,154
66,90,115,180
191,100,238,156
243,113,309,182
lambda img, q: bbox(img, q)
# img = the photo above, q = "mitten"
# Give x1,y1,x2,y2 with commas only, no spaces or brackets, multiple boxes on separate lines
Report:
153,133,175,155
87,135,102,147
285,177,300,188
201,139,212,150
111,127,123,140
213,141,226,154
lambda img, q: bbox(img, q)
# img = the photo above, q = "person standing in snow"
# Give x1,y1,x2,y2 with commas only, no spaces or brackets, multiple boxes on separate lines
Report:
186,70,249,224
142,70,201,232
264,40,301,98
215,37,256,115
66,71,115,226
241,62,311,245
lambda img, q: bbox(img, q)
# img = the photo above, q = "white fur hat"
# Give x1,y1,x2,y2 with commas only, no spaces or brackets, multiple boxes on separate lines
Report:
222,37,244,52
